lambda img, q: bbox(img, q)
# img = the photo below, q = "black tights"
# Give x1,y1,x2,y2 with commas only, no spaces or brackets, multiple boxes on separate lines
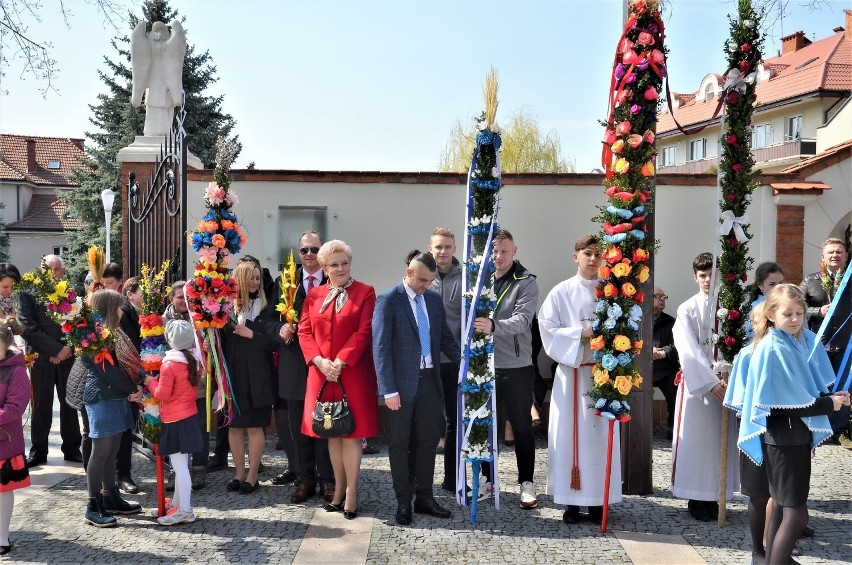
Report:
765,500,807,564
747,497,769,557
87,434,122,497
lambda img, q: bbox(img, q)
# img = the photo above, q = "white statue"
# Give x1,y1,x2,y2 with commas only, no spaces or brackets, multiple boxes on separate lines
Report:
130,20,186,137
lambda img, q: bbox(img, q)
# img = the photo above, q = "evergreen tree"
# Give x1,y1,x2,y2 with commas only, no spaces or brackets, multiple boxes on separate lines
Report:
61,0,240,284
0,203,9,262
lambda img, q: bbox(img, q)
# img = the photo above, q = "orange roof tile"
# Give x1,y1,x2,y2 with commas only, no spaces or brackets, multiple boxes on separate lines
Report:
0,134,90,187
658,28,851,135
6,194,81,232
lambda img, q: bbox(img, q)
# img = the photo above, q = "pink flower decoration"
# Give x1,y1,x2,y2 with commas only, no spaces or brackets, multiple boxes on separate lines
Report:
726,193,736,202
618,38,634,54
622,50,638,65
637,31,655,46
627,134,643,149
643,130,655,143
650,49,665,64
732,163,743,172
204,182,225,206
725,273,736,283
615,121,632,135
643,87,658,101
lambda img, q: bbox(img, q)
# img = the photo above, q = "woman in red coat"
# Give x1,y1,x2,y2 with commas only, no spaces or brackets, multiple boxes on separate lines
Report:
299,240,377,520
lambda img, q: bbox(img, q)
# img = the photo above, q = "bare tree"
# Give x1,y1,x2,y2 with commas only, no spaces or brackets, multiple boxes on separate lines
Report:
0,0,125,95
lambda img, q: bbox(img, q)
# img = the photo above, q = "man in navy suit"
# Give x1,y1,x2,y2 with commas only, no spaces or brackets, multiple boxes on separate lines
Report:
373,251,460,525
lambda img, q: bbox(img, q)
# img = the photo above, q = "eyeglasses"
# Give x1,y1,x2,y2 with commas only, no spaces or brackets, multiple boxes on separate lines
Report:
299,247,320,255
653,294,668,300
328,261,350,270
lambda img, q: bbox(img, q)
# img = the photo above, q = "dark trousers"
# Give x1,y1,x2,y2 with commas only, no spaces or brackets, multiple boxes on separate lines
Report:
274,404,296,469
387,370,444,505
286,399,333,488
192,398,210,467
655,375,678,429
440,362,460,486
81,408,91,470
213,411,230,460
116,403,140,478
482,366,536,484
29,362,81,458
829,349,850,435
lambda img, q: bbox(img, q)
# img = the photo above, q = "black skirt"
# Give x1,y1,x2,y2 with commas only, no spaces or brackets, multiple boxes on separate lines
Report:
159,416,205,456
765,443,811,507
740,450,769,499
231,405,272,429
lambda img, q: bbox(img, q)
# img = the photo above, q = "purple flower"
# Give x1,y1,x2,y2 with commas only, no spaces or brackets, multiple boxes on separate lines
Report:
637,59,649,71
626,73,637,84
614,64,626,80
648,23,659,33
630,104,641,115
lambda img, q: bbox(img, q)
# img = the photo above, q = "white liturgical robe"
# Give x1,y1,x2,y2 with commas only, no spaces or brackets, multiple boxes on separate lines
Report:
671,291,739,500
539,275,622,506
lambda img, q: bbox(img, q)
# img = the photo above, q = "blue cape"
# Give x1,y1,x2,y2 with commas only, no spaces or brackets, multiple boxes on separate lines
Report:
728,327,834,464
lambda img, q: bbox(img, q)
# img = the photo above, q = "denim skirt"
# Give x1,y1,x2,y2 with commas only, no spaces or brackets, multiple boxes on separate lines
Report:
86,398,134,438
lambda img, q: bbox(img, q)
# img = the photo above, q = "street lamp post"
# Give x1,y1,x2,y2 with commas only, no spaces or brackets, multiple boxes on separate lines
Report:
101,188,117,264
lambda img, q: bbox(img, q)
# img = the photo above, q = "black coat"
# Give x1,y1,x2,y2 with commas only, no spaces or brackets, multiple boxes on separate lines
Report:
17,291,73,372
801,271,851,362
652,312,679,384
119,299,142,351
264,268,327,401
222,309,276,410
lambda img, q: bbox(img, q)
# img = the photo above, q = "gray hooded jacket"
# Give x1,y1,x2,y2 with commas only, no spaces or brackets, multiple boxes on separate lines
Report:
491,260,538,369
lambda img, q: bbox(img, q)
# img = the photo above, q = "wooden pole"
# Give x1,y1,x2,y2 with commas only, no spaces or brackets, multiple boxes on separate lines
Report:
718,372,730,526
601,419,616,534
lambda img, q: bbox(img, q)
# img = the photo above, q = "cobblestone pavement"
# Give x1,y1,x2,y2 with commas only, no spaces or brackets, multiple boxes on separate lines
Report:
7,427,851,564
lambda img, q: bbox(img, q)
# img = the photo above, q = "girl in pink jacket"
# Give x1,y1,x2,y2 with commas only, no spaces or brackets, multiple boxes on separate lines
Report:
144,320,203,526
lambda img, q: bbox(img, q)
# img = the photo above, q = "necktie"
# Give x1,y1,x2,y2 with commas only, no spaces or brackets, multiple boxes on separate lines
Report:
307,275,316,290
414,294,431,360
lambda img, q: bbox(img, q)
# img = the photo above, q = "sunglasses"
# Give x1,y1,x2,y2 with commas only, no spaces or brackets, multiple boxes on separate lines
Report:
299,247,320,255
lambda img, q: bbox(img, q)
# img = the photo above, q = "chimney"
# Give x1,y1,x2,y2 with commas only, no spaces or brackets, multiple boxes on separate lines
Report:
25,139,37,174
781,31,811,54
69,138,84,151
846,9,852,40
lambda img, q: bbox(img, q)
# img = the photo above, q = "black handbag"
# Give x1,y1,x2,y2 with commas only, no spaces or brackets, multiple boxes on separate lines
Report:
311,379,355,438
65,358,87,410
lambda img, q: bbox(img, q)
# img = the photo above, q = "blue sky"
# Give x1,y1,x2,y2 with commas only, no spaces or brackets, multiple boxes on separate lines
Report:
1,0,846,172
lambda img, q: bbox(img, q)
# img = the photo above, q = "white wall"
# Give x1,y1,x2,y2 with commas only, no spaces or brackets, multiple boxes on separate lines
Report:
8,232,68,272
186,176,772,316
816,96,852,152
799,159,852,272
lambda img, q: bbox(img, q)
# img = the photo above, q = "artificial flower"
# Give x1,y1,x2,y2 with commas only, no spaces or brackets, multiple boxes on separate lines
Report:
611,139,625,154
612,262,632,278
603,283,619,298
599,265,612,279
614,375,633,395
613,158,630,174
632,248,649,263
615,121,632,135
640,161,655,176
627,134,643,149
643,87,658,101
593,367,611,386
637,265,650,283
613,334,632,352
621,282,637,297
604,246,623,264
589,335,606,351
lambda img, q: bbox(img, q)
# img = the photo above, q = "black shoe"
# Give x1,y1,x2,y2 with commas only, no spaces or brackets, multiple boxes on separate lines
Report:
239,481,259,494
101,486,142,515
562,505,581,524
117,477,139,495
271,470,298,485
362,443,380,455
207,456,227,472
705,501,719,521
343,508,358,520
226,479,241,492
800,525,815,538
687,499,711,522
395,504,412,525
84,496,117,528
25,454,47,468
503,439,515,447
413,498,451,518
0,544,9,555
587,505,603,524
63,452,84,464
440,480,454,492
324,502,344,512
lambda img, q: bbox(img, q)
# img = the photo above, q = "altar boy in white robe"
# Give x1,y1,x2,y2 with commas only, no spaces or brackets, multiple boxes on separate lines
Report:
671,252,739,522
539,235,621,525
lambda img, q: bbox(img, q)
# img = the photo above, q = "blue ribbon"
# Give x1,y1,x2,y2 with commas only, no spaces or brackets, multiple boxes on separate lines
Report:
808,266,852,390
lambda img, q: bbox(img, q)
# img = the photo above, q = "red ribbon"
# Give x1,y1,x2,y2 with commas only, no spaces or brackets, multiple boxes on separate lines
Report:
94,349,115,371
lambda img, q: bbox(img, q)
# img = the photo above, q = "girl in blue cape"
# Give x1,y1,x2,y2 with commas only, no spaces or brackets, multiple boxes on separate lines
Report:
729,284,849,564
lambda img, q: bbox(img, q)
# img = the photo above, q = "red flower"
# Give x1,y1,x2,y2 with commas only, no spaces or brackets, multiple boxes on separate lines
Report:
634,291,645,304
741,43,752,52
725,134,737,146
728,309,741,320
726,193,736,202
728,237,739,246
732,163,743,172
739,60,752,73
724,336,738,347
727,91,740,105
741,273,748,282
725,273,736,283
632,248,650,263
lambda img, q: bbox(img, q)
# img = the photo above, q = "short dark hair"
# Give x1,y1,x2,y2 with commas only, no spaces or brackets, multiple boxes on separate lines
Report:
408,250,437,272
693,252,714,273
102,262,123,280
574,235,600,252
123,276,141,296
492,229,514,244
0,263,21,284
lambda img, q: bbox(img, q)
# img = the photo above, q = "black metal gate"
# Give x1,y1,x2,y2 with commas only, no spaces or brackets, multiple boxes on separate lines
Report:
125,98,188,281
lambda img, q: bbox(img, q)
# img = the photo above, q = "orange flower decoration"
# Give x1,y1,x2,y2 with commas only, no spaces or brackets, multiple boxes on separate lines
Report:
612,262,632,278
589,335,606,351
603,283,619,298
614,375,633,395
637,265,650,283
613,334,632,351
632,248,649,263
633,340,644,353
593,366,611,386
621,282,637,297
604,246,623,264
599,265,612,279
613,158,630,174
211,234,226,249
640,161,655,176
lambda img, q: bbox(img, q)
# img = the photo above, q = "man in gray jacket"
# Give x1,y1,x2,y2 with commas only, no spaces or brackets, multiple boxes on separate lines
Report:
473,229,539,509
428,227,463,492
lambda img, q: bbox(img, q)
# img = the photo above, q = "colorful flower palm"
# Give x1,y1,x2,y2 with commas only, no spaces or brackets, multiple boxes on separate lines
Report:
592,0,666,420
716,0,763,363
276,250,299,327
139,261,171,380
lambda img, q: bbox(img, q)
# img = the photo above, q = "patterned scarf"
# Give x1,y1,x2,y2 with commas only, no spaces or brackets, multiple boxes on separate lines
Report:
319,278,354,314
0,296,14,317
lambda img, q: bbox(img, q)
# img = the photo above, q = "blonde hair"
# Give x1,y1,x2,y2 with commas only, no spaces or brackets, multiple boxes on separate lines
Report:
0,316,23,349
431,227,455,240
233,261,266,315
317,240,352,268
89,289,125,330
752,283,806,345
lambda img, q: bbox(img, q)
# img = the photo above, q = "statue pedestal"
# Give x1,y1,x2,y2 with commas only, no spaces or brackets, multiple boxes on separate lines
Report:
117,135,203,169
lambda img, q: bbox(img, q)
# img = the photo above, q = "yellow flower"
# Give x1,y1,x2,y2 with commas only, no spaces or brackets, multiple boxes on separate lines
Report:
637,265,650,283
593,366,611,386
614,375,633,395
612,262,632,278
613,334,631,352
633,374,644,387
47,280,70,303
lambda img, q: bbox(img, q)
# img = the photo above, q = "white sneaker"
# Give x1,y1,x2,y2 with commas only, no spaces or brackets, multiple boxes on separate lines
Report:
520,481,538,509
157,509,196,525
478,477,492,501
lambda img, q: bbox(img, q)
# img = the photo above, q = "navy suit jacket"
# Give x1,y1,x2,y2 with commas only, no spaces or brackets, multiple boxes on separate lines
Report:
373,283,460,402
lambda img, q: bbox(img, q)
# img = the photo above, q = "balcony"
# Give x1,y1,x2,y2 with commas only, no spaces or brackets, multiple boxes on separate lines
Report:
656,138,817,174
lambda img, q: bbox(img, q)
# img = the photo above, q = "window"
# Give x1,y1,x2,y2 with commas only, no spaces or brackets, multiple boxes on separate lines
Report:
786,115,802,140
47,160,60,169
660,146,677,167
703,83,715,102
53,246,68,256
689,139,706,161
752,123,774,148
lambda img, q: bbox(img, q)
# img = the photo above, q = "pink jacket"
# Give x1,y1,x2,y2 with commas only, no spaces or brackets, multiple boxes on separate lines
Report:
148,350,199,423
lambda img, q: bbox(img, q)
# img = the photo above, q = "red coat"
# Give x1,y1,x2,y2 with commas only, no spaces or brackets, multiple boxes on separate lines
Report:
148,351,199,424
298,280,378,438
